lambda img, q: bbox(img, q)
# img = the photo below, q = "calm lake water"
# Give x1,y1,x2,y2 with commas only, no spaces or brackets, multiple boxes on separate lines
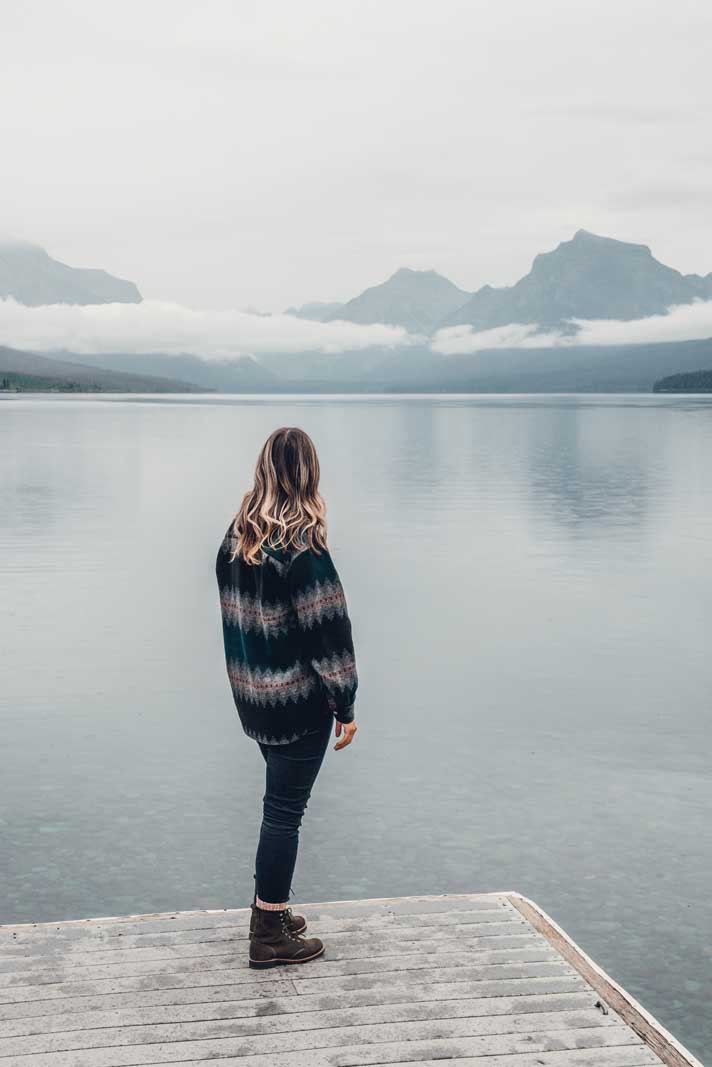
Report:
1,393,711,1060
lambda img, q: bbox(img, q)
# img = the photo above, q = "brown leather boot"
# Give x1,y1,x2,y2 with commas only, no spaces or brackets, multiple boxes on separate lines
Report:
249,895,306,937
249,907,324,969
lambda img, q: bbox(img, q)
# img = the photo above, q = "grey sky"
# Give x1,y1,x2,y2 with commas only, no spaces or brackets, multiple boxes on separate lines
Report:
4,0,712,311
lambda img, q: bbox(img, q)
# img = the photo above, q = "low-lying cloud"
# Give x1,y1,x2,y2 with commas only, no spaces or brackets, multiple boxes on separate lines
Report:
432,299,712,354
3,295,712,362
572,300,712,346
431,323,564,354
0,298,412,359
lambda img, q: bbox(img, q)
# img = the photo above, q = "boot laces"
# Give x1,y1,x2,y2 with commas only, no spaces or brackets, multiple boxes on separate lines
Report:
280,909,304,943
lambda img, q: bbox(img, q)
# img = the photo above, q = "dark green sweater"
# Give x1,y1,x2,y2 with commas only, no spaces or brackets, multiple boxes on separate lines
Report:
215,522,358,744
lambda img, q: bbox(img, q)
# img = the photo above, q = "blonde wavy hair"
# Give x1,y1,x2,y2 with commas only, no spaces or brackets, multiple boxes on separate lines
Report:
230,427,328,565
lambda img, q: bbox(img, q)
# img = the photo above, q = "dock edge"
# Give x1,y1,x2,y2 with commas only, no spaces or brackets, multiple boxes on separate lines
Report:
507,892,704,1067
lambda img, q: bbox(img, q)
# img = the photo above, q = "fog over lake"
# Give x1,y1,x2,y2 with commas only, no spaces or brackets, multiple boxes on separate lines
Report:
1,393,711,1061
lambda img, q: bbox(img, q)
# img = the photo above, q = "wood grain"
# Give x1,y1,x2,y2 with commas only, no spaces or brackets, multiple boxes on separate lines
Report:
0,892,693,1066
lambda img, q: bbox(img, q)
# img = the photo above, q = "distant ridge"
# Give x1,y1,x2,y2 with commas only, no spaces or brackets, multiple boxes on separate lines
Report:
290,230,712,336
440,229,712,331
653,367,712,392
0,240,142,306
0,346,208,393
290,267,471,333
37,348,280,393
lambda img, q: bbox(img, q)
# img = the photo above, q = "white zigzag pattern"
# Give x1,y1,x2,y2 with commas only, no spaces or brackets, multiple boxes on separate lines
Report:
220,587,291,636
312,650,358,691
227,659,317,707
293,579,347,629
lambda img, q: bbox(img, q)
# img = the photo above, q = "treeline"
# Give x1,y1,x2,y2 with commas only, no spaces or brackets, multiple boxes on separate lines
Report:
653,368,712,393
0,371,98,392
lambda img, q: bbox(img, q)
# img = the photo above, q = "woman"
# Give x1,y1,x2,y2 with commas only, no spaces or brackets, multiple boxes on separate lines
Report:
215,426,358,969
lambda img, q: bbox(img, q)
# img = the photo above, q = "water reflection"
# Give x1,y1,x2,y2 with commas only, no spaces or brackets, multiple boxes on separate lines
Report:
1,393,711,1063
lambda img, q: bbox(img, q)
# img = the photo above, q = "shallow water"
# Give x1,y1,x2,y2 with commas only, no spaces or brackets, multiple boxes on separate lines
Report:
1,393,711,1060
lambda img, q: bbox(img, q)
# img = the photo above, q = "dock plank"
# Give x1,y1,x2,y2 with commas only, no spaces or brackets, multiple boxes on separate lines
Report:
0,1020,643,1067
0,1004,622,1057
0,990,595,1041
0,918,523,969
150,1052,661,1067
0,962,575,1006
0,893,697,1067
0,975,587,1025
137,1053,660,1067
0,942,557,986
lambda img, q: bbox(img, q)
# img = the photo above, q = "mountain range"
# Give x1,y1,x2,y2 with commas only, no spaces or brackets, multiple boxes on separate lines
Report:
0,240,142,306
288,230,712,333
3,230,712,392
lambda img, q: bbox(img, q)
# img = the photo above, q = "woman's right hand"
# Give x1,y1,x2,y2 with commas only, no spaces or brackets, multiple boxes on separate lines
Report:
334,720,357,751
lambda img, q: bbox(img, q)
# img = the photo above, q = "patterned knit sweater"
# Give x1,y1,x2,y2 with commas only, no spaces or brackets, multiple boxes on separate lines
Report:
215,522,358,744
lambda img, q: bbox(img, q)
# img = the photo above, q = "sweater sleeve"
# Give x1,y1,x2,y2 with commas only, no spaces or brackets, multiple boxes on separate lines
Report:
288,546,358,724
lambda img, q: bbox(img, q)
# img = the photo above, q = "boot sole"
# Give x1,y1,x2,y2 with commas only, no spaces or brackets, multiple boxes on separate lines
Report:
248,944,325,969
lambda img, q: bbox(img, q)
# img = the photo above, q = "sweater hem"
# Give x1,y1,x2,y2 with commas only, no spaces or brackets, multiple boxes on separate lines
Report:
242,723,325,746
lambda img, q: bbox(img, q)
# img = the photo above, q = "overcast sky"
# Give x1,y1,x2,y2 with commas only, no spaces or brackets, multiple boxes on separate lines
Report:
4,0,711,312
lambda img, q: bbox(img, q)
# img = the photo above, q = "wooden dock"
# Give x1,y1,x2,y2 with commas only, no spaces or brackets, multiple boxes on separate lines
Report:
0,892,702,1067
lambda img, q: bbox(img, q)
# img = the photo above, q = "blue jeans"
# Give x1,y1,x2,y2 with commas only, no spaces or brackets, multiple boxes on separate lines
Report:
254,718,332,905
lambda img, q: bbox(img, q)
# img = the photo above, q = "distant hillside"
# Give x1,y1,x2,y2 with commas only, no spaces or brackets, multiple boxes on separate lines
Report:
410,338,712,393
653,368,712,392
0,370,91,392
33,335,712,393
0,347,209,393
293,268,472,333
36,349,279,392
242,337,712,393
0,241,142,305
441,230,712,331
